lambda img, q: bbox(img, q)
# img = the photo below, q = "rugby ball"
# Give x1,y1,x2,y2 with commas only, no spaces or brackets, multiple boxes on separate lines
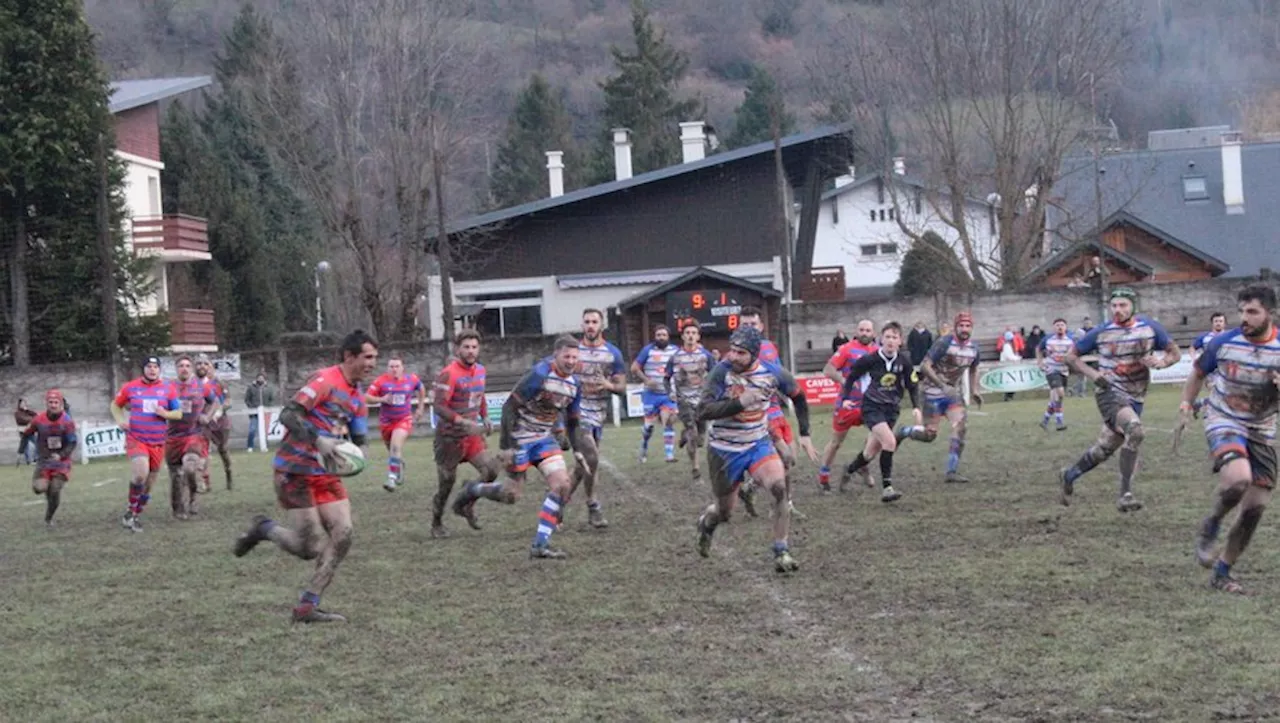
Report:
326,441,367,478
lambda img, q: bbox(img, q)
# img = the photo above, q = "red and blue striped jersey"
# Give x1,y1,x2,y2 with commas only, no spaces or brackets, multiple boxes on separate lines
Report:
702,359,799,453
1039,333,1075,376
509,359,581,444
1197,327,1280,441
921,334,981,400
24,412,77,474
168,377,217,439
273,366,369,476
829,339,877,406
433,360,487,440
114,378,179,446
368,372,424,424
1073,316,1172,402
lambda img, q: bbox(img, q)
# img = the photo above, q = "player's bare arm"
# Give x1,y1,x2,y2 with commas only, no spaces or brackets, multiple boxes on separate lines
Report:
920,356,947,390
1144,341,1182,369
1065,347,1105,385
110,401,130,430
967,365,984,408
783,376,819,463
822,359,844,385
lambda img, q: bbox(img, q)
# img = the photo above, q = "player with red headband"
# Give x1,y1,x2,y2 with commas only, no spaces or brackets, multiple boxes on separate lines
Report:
19,390,78,526
896,311,983,484
112,356,182,532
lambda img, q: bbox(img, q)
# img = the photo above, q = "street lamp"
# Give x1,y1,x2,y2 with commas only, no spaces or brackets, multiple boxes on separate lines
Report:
314,260,331,332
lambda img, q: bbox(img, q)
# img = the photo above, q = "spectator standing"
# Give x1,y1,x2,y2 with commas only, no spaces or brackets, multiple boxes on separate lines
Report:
1024,325,1045,360
243,373,276,451
831,328,849,353
15,398,37,465
1000,331,1021,401
907,321,934,367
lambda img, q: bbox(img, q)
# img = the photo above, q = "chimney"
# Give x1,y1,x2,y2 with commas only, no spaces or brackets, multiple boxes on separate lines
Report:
612,128,633,181
679,121,708,163
834,164,856,188
892,156,906,175
1221,130,1244,215
545,151,565,198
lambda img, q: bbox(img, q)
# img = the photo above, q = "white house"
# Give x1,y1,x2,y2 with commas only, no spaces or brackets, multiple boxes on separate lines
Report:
811,161,1002,290
108,77,217,351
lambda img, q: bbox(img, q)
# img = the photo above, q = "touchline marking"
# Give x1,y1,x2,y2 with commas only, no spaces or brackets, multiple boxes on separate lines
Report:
92,478,120,487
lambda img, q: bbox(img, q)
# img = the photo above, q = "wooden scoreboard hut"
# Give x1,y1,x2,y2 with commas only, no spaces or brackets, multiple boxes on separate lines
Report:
612,267,782,360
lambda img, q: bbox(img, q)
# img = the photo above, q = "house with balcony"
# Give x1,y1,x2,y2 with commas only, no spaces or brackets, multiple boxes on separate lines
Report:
109,76,217,352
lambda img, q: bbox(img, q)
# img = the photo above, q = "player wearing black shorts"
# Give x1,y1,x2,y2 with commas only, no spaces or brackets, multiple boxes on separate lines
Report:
842,322,921,503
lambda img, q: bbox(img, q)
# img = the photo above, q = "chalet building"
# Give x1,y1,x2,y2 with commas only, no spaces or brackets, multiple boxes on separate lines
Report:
109,76,217,351
1032,128,1278,287
811,158,1001,294
427,124,854,348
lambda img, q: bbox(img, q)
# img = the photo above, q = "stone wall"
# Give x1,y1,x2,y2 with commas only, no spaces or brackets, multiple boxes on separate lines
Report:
790,276,1273,353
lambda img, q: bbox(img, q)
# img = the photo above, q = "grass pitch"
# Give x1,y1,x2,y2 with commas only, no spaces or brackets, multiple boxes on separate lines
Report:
2,387,1278,721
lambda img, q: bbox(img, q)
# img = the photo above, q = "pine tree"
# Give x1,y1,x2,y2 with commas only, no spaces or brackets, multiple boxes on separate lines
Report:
591,0,700,182
894,231,974,297
489,73,577,208
0,0,164,365
725,67,795,149
160,4,318,349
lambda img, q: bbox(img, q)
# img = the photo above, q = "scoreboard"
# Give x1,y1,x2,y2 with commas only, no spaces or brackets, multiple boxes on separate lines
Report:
666,289,743,333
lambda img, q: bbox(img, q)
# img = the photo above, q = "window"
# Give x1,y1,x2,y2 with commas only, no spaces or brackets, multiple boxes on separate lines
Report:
459,290,542,337
1182,175,1209,201
861,243,899,258
147,176,160,215
878,208,886,222
888,207,897,221
868,209,876,222
913,189,922,215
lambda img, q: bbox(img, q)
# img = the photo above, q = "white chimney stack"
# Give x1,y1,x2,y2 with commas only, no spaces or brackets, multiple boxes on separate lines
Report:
1221,130,1244,215
679,121,708,163
612,128,633,181
834,164,856,188
892,156,906,175
545,151,565,198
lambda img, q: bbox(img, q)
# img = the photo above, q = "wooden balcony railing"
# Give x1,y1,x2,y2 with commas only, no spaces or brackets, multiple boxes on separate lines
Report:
170,308,217,347
799,266,846,302
131,214,210,257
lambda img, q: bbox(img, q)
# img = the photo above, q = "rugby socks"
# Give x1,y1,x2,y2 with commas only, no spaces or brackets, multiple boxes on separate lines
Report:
879,451,894,488
1213,559,1231,580
298,590,321,608
532,492,563,548
663,426,675,458
127,483,142,515
818,466,831,486
388,455,403,480
641,423,654,453
772,540,790,556
946,438,964,475
137,493,151,515
846,452,870,474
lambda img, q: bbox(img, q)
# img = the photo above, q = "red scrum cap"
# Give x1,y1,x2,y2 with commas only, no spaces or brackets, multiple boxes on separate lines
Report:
954,311,974,326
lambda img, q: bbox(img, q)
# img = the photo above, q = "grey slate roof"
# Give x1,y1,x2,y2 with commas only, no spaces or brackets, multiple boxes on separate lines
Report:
615,266,780,310
447,124,852,235
109,77,212,113
1046,142,1280,277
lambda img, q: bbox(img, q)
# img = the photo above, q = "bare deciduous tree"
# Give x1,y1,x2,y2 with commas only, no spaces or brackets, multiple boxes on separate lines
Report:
817,0,1137,289
249,0,498,341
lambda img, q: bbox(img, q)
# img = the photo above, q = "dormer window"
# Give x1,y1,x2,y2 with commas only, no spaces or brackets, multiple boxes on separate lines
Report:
1182,175,1209,202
